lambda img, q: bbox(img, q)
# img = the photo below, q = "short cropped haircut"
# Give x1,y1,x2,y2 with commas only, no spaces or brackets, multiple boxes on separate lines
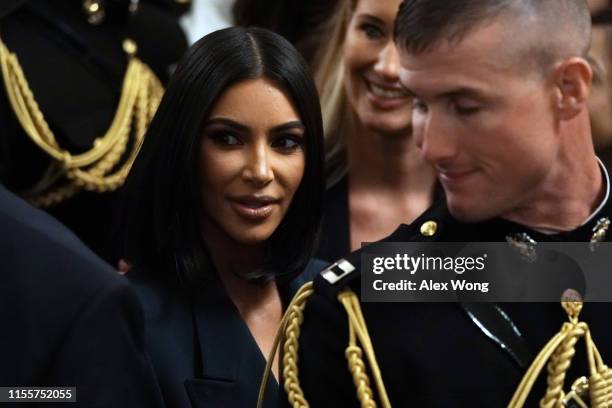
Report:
395,0,591,72
121,27,324,288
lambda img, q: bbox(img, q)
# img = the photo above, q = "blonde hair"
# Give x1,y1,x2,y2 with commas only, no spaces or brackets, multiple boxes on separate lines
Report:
313,0,356,188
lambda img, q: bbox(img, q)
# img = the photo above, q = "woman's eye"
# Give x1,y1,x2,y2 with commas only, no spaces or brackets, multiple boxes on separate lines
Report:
209,132,242,146
272,135,303,151
360,23,384,40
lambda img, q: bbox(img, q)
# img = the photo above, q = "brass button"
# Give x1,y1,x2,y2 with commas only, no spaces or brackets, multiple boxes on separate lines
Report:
420,220,437,237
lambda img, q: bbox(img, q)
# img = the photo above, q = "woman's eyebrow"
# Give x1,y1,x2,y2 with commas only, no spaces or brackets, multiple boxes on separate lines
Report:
357,13,385,26
204,118,304,133
204,117,249,132
270,121,305,133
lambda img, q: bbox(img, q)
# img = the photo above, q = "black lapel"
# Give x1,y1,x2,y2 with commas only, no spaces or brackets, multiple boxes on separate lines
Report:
186,282,278,408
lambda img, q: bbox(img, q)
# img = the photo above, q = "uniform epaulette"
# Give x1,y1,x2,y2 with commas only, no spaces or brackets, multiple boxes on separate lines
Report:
258,249,391,408
315,250,362,301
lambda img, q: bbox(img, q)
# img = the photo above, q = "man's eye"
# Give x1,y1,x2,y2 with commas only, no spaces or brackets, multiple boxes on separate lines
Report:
209,132,242,146
272,135,303,151
454,105,480,116
360,23,384,40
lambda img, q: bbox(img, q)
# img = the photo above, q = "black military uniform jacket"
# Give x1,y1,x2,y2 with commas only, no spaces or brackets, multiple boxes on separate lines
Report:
0,0,187,263
290,170,612,407
0,184,164,407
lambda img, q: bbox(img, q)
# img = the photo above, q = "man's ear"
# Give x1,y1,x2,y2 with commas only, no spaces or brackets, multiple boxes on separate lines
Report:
553,57,593,120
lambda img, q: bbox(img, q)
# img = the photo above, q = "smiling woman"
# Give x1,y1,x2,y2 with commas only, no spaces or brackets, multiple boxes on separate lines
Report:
199,79,306,246
119,27,324,408
313,0,437,262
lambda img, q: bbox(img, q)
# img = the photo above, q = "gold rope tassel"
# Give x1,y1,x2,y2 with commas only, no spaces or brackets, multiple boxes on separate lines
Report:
257,283,392,408
257,281,313,408
338,289,392,408
508,301,612,408
0,36,163,206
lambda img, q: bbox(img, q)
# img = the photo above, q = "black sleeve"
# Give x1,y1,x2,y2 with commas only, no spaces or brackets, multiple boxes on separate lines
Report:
43,279,165,408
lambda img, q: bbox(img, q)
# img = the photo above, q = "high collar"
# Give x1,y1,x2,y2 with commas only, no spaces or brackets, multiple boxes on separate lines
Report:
417,160,612,243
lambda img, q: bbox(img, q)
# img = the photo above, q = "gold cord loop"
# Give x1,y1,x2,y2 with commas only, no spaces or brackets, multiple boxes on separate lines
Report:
0,35,163,206
257,281,313,408
257,283,392,408
509,302,612,408
338,289,392,408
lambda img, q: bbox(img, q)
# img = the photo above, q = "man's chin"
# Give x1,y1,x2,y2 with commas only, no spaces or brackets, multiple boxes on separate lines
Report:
447,201,495,223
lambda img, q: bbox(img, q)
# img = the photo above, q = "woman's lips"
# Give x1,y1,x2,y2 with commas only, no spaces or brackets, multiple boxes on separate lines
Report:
365,80,410,110
229,196,279,221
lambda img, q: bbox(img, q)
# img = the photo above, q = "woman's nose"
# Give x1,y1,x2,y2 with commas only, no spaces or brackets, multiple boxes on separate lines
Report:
241,142,274,186
373,42,400,81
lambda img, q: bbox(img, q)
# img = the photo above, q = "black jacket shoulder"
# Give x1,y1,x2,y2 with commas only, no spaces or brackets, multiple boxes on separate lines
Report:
0,184,163,407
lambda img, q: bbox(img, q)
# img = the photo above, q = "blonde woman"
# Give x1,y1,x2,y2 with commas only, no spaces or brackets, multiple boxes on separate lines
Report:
314,0,437,261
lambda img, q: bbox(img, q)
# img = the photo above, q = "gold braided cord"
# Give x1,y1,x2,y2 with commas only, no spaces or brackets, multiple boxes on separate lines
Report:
508,301,612,408
281,283,315,408
584,328,612,408
338,290,392,408
540,322,588,407
258,283,392,408
340,292,377,408
345,343,376,408
0,36,163,206
257,282,313,408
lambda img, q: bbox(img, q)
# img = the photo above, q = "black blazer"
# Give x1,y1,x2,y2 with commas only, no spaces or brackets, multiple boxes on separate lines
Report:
317,176,350,262
0,184,163,407
130,259,327,408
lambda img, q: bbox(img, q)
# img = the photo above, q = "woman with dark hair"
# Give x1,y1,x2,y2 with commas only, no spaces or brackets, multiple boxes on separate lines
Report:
121,26,325,408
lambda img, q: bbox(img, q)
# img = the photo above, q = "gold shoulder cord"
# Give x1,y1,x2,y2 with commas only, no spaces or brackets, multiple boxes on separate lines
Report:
509,301,612,408
0,35,163,207
257,282,392,408
259,287,612,408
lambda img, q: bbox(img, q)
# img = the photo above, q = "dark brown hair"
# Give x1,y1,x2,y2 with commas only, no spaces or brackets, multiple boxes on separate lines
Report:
395,0,591,72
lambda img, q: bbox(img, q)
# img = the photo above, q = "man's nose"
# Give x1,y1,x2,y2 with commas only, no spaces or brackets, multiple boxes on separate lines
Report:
414,112,459,164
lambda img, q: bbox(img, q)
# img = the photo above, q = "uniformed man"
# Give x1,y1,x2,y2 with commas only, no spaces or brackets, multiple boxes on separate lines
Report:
281,1,612,406
0,0,187,263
